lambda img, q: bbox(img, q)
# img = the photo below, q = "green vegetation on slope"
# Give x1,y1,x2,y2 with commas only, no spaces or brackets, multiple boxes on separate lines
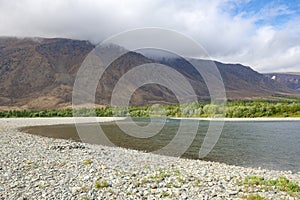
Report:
242,176,300,197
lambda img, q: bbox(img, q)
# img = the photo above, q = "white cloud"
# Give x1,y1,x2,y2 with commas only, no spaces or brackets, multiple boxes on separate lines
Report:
0,0,299,72
218,17,300,72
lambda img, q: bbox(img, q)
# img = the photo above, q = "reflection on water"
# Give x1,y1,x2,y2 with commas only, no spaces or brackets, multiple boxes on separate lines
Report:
22,118,300,172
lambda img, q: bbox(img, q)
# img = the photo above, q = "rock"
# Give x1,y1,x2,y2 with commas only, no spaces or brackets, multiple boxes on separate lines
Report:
227,190,238,195
225,175,231,181
70,187,82,194
83,175,90,181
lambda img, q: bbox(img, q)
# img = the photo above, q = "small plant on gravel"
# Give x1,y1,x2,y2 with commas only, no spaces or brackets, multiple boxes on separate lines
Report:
246,194,266,200
173,169,181,176
118,171,126,176
133,181,140,187
83,159,92,165
108,188,114,194
81,197,90,200
243,176,300,197
141,178,148,184
165,182,172,188
268,176,300,196
150,169,171,181
177,177,186,184
24,161,38,170
243,176,265,185
194,179,201,187
95,180,109,188
161,191,170,197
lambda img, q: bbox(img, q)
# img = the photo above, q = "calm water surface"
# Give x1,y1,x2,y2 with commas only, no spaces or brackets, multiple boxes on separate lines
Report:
22,118,300,172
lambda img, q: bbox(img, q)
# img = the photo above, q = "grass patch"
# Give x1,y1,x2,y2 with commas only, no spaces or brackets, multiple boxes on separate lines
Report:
141,178,148,185
173,169,181,176
177,177,186,184
108,188,114,194
95,180,109,189
150,169,171,181
83,159,92,165
243,176,265,185
243,176,300,197
194,179,201,187
161,191,170,197
246,194,266,200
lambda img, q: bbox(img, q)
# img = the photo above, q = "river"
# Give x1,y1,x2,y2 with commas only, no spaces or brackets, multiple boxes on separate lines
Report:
22,118,300,172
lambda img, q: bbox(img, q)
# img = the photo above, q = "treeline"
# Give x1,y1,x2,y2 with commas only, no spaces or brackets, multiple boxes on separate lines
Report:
0,109,73,118
225,101,300,117
1,100,300,118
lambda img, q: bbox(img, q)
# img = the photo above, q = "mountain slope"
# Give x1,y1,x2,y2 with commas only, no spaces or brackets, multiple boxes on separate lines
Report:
0,37,94,109
0,37,298,110
160,58,298,99
265,73,300,91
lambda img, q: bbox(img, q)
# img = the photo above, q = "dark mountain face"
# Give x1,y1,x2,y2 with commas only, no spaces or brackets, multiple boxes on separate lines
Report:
0,37,298,110
159,58,298,99
264,73,300,91
95,51,181,106
214,62,298,98
0,37,94,109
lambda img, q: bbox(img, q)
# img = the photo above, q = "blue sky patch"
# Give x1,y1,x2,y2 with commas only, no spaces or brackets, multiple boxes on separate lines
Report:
225,0,300,27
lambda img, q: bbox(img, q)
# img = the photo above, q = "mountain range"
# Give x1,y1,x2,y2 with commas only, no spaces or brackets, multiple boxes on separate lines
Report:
264,73,300,91
0,37,299,110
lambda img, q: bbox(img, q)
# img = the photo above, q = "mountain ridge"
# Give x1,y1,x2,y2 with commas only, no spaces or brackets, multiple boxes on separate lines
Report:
0,37,299,110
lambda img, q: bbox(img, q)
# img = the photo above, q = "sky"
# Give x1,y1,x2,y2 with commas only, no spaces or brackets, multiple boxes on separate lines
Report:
0,0,299,72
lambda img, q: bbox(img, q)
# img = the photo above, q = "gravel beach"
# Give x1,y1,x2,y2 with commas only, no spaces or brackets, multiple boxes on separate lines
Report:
0,118,299,200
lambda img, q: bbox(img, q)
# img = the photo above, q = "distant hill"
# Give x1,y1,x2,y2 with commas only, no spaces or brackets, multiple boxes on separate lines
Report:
264,73,300,91
0,37,299,110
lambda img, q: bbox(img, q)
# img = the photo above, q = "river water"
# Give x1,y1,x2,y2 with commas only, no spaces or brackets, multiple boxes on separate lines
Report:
22,118,300,172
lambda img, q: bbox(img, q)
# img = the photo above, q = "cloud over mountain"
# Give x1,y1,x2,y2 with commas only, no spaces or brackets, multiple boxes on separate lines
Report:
0,0,299,72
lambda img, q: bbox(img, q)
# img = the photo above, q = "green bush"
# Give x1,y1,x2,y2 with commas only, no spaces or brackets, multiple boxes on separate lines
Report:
1,99,300,118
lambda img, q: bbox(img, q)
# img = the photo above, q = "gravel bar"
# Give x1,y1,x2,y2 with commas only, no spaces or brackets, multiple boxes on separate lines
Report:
0,118,299,200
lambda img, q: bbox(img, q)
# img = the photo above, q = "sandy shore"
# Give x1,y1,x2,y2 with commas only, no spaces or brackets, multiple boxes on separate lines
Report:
0,118,299,199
